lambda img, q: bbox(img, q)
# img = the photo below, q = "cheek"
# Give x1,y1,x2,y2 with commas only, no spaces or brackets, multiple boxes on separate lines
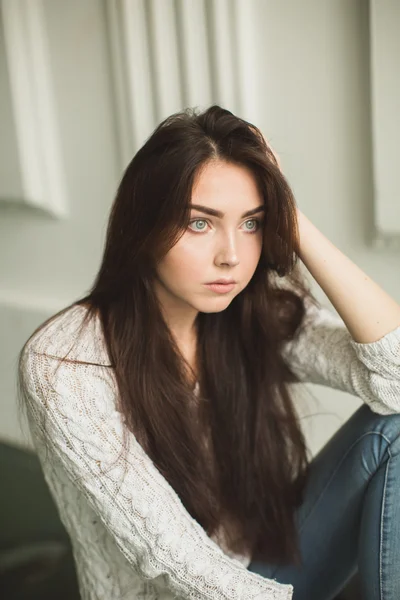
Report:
240,236,263,263
252,242,263,265
161,244,205,282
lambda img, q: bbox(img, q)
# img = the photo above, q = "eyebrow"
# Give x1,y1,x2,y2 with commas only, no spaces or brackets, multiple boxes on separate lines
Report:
189,204,265,218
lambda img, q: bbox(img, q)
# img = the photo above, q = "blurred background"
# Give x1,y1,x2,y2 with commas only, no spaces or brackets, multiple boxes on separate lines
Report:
1,0,399,598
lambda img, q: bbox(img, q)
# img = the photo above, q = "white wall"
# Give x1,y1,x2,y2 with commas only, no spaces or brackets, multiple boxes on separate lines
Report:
0,0,120,446
1,0,399,455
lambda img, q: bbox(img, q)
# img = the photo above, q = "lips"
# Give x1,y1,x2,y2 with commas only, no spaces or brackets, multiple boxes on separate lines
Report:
204,282,236,294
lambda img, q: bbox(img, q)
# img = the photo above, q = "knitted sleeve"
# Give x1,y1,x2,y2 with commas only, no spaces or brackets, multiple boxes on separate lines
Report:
20,346,293,600
281,299,400,415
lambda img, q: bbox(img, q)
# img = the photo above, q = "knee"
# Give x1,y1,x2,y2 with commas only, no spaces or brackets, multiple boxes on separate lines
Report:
366,405,400,453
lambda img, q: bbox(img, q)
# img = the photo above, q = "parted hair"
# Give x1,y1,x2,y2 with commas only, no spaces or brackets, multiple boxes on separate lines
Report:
18,105,320,566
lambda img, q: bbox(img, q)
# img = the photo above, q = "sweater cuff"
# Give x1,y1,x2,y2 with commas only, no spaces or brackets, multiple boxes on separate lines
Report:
349,324,400,366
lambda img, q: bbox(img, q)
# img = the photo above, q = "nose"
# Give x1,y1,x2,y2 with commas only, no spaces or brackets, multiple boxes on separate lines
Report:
214,232,240,267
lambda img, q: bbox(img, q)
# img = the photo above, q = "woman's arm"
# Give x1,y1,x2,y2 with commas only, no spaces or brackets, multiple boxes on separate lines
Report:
279,209,400,415
280,297,400,414
296,208,400,344
266,141,400,340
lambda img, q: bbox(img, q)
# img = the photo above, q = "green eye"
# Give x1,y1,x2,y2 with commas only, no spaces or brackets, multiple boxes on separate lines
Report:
244,219,258,231
189,219,208,231
188,218,262,234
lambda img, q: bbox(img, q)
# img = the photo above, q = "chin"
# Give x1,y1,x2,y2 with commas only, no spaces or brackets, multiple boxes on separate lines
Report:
197,298,234,313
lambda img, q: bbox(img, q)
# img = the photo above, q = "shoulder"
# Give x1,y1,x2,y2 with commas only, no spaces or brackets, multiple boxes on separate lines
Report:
19,305,115,414
23,303,112,367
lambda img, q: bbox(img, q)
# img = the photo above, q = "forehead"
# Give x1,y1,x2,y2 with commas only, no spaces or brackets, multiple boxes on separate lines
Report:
192,161,261,205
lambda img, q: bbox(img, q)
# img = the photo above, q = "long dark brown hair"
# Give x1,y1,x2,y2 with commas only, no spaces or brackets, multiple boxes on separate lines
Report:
18,105,321,567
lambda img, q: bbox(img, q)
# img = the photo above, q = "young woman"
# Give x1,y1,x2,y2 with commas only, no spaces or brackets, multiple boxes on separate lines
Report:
18,105,400,600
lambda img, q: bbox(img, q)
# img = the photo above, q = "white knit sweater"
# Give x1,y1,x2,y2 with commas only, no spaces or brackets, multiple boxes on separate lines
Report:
19,301,400,600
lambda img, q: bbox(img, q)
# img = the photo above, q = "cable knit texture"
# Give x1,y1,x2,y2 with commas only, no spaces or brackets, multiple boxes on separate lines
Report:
19,302,400,600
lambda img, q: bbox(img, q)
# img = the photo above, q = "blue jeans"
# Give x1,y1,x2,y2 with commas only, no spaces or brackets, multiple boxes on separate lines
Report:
247,403,400,600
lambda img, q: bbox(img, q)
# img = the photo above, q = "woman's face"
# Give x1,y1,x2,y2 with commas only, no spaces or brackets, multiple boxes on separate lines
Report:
154,159,265,325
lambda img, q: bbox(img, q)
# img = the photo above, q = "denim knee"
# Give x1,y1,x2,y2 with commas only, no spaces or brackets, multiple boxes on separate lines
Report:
361,405,400,461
